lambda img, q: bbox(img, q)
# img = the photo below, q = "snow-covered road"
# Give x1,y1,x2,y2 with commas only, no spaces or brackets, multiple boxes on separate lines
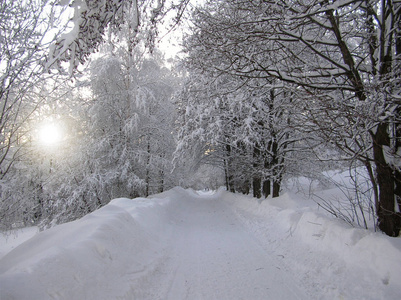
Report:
0,187,400,299
139,195,307,299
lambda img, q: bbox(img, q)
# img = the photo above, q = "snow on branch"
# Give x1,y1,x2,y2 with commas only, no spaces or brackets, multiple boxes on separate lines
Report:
46,0,137,74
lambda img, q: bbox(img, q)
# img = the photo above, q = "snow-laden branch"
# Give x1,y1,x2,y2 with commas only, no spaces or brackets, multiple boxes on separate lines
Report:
46,0,137,74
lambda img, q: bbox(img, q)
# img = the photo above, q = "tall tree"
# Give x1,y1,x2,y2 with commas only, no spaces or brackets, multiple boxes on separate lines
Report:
0,0,70,229
178,0,311,198
186,0,401,236
0,0,66,178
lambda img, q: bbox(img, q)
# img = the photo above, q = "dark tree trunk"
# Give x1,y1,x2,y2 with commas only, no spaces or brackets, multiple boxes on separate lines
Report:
394,169,401,233
262,146,271,198
253,177,262,198
372,123,401,236
270,139,282,198
33,183,44,221
158,169,164,193
224,163,229,191
228,175,235,193
145,141,151,197
244,180,250,194
393,9,401,233
253,145,261,198
272,180,280,198
238,179,250,195
224,144,235,193
262,179,270,198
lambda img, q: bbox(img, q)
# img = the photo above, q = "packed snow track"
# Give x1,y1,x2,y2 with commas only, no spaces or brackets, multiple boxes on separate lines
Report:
139,191,306,299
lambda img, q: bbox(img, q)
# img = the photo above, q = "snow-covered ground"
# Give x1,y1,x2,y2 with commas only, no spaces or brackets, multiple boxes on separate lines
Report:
0,187,400,299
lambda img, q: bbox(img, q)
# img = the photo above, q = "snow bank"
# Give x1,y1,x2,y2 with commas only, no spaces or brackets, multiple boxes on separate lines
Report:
222,191,401,300
0,196,171,300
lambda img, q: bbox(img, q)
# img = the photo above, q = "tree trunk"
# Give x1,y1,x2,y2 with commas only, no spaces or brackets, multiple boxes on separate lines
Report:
238,179,250,195
253,145,261,198
224,144,235,193
270,139,281,198
224,164,229,191
243,180,250,195
253,177,262,198
372,123,401,236
363,160,379,229
263,146,271,198
394,116,401,233
393,5,401,233
262,179,270,198
394,169,401,232
158,169,164,193
272,180,280,198
145,140,151,197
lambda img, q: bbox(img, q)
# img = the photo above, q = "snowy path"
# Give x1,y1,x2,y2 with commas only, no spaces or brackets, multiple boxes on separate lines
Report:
1,187,400,299
141,196,307,299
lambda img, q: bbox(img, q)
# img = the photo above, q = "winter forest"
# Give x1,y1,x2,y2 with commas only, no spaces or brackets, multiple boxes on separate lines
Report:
1,0,401,242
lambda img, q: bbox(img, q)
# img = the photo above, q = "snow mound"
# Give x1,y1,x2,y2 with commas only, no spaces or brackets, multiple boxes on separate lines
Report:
222,191,401,299
0,197,170,300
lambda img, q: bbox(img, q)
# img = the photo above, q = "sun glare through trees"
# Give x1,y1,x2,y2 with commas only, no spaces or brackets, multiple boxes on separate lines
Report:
38,122,63,146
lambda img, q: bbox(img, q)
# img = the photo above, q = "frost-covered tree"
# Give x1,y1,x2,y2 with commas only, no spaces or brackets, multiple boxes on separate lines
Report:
0,1,71,229
0,0,66,178
47,0,191,73
177,1,313,198
135,59,179,195
5,53,180,229
46,0,138,73
82,2,180,198
87,55,178,199
1,0,188,229
184,0,401,236
0,72,87,229
176,67,304,198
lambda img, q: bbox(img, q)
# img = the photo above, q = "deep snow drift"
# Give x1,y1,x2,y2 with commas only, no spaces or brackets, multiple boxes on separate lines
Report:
0,187,400,299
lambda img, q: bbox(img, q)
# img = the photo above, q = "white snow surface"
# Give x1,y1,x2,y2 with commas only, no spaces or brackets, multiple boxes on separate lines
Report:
0,187,400,299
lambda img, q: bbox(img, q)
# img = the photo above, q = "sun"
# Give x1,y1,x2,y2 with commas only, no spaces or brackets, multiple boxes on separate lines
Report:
39,123,63,146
